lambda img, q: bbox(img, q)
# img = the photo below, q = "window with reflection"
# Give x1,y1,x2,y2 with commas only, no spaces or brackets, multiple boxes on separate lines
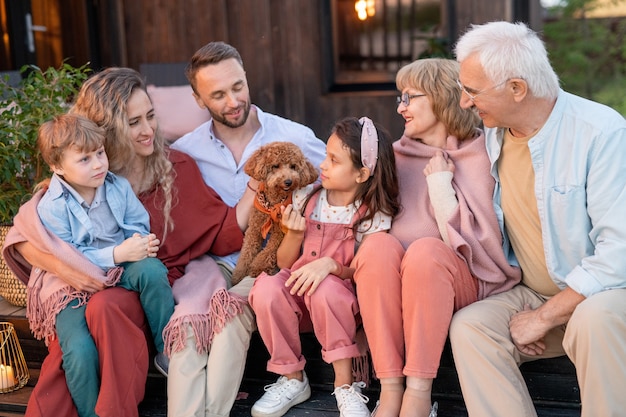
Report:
325,0,446,91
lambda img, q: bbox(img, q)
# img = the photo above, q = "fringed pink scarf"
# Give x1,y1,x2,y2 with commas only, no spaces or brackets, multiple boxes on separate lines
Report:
162,254,246,356
392,133,521,299
2,190,122,344
352,327,371,385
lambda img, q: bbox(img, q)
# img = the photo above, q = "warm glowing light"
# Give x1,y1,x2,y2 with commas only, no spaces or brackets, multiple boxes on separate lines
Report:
355,0,375,21
0,365,15,390
367,0,376,17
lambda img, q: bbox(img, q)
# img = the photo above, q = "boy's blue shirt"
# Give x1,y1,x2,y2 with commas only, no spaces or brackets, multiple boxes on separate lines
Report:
37,171,150,270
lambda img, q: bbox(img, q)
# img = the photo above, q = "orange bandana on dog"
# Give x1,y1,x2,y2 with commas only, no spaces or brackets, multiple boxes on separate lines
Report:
253,183,293,239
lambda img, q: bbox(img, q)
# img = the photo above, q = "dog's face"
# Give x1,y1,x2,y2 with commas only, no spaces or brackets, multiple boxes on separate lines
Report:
245,142,319,204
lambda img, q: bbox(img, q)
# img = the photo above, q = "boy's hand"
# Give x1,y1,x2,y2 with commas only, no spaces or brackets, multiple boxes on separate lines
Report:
146,233,160,257
113,233,159,264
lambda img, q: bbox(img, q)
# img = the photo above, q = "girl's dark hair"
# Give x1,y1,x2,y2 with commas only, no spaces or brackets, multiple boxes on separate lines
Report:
332,117,400,237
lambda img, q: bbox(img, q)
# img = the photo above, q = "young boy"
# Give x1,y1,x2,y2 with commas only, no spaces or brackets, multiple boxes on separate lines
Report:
36,114,174,417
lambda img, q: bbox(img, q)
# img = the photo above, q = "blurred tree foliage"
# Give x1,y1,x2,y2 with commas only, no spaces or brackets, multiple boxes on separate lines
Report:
542,0,626,115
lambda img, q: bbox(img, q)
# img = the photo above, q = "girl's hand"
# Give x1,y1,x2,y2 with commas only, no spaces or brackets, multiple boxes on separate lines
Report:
276,204,306,269
423,151,455,176
285,257,336,296
113,233,159,263
281,204,306,233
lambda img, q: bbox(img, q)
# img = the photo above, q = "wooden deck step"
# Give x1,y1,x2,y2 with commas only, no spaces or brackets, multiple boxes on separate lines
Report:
0,296,581,417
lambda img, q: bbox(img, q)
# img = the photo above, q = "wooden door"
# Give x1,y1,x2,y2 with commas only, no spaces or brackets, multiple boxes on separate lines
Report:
0,0,91,72
0,0,37,70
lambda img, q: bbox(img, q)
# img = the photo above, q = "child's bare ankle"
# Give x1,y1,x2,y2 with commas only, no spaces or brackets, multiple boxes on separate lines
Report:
284,370,303,381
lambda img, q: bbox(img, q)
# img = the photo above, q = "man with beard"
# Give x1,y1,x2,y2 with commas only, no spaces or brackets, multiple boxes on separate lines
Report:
168,41,326,417
172,41,325,209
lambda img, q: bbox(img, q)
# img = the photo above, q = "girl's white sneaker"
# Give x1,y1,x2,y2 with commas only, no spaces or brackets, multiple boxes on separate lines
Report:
333,381,371,417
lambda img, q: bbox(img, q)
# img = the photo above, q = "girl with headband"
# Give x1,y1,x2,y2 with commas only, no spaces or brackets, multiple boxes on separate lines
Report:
248,117,400,417
352,58,521,417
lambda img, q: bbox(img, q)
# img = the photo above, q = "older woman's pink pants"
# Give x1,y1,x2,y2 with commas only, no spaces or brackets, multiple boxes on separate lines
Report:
353,234,478,379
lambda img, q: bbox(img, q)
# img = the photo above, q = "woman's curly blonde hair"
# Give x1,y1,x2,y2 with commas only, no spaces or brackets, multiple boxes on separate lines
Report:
70,67,176,239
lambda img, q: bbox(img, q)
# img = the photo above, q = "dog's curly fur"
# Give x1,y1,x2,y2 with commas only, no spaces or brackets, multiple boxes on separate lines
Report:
231,141,319,285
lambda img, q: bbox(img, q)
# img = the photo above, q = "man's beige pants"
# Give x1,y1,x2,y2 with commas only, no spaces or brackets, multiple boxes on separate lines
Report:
167,275,257,417
450,285,626,417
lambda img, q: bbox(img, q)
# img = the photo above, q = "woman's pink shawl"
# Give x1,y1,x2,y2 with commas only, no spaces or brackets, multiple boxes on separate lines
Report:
162,254,245,356
1,190,121,343
391,132,521,299
142,150,247,356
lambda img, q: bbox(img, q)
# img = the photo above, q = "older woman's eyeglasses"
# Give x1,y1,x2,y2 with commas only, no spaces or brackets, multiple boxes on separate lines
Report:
456,79,508,102
396,92,426,107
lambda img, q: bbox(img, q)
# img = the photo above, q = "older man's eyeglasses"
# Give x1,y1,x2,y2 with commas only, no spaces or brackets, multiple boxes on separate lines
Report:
456,79,508,102
396,92,427,107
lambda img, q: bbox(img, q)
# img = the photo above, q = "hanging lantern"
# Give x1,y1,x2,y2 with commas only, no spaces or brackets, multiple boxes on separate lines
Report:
0,322,29,393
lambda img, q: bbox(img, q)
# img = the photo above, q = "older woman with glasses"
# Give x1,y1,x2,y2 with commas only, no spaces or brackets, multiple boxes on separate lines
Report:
352,58,521,417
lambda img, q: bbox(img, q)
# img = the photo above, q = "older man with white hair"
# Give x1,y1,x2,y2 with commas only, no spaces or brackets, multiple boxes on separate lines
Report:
450,20,626,417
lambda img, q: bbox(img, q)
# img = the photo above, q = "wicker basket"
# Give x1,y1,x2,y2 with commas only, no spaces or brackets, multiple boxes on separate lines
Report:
0,225,27,307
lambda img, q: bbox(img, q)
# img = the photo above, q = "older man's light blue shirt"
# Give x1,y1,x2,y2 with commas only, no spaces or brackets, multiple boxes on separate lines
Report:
486,90,626,298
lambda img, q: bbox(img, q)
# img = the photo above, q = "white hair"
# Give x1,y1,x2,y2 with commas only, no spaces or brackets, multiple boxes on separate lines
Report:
454,21,560,99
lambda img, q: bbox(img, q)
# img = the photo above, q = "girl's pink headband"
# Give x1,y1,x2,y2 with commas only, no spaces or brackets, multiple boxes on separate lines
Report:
359,116,378,176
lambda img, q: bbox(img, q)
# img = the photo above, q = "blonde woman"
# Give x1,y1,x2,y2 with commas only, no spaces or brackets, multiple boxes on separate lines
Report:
5,67,254,417
353,58,521,417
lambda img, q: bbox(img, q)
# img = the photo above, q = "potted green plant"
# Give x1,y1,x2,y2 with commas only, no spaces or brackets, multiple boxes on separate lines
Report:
0,63,91,222
0,62,91,305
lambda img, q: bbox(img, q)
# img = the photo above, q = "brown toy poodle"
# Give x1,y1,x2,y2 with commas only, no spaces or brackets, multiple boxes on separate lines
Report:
231,141,319,285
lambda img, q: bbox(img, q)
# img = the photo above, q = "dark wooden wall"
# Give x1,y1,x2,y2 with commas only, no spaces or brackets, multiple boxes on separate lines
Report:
96,0,534,141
